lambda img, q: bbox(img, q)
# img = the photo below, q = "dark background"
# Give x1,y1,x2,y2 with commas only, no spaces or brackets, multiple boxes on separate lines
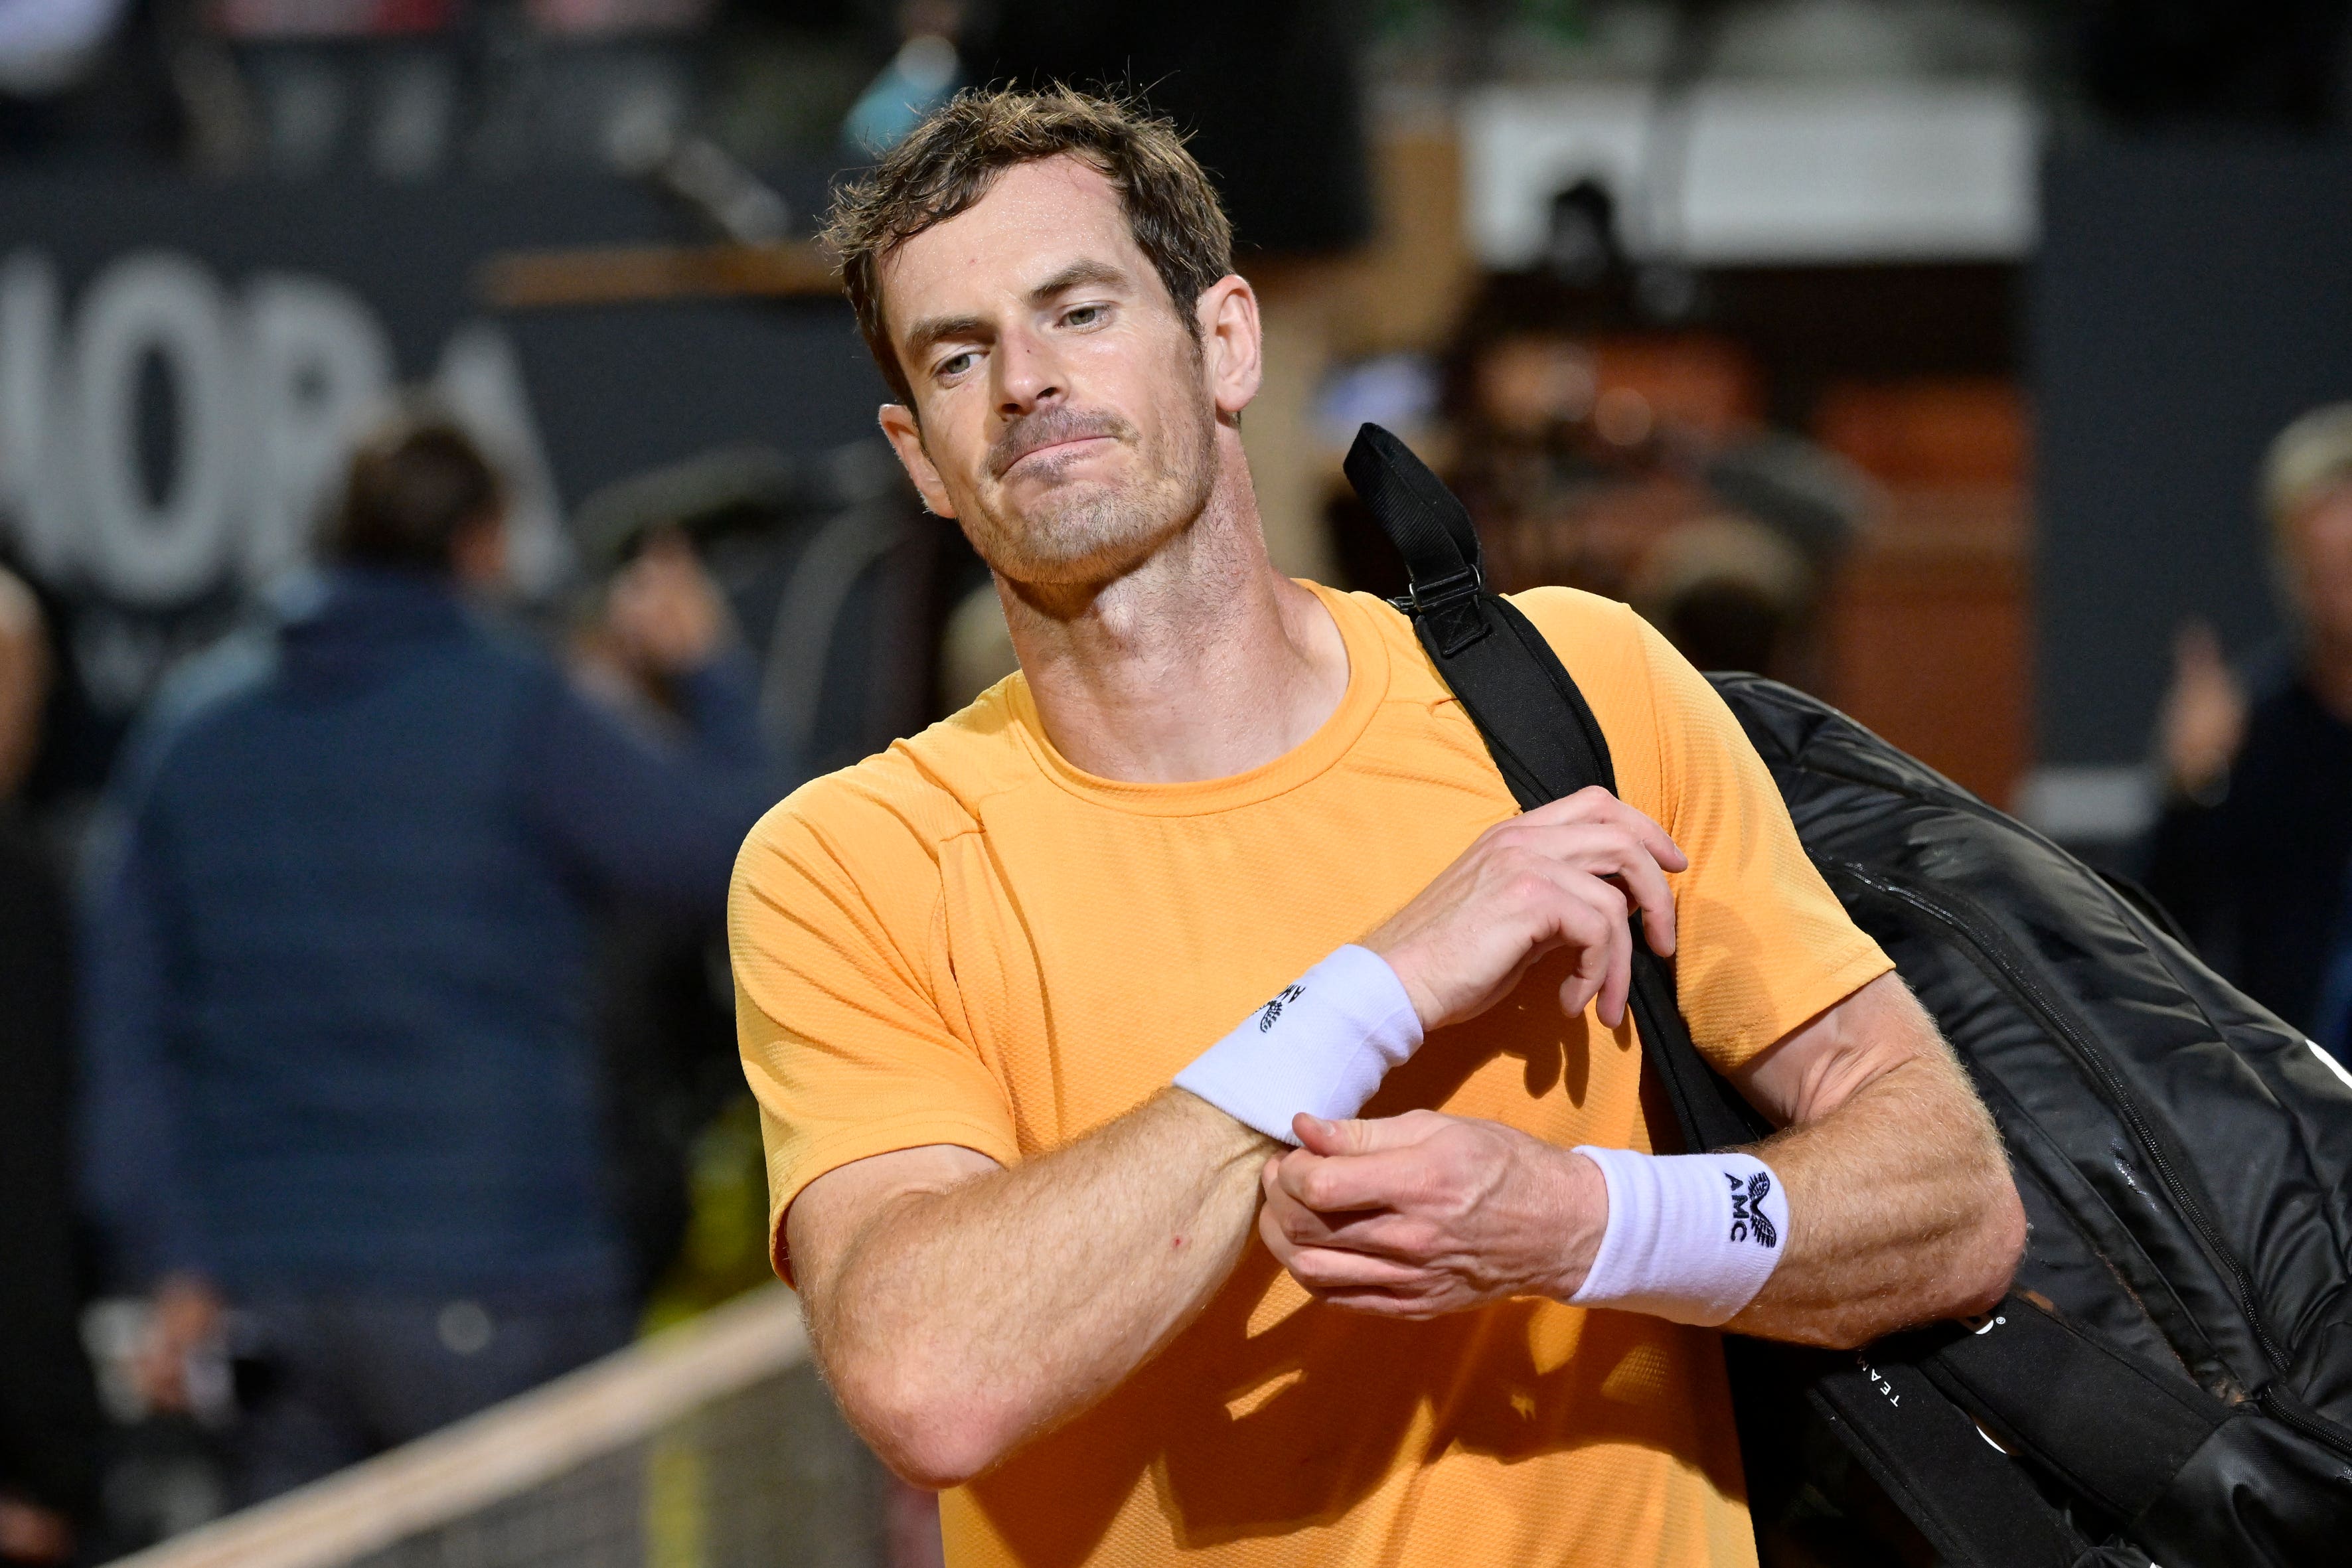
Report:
0,170,884,497
2033,139,2352,766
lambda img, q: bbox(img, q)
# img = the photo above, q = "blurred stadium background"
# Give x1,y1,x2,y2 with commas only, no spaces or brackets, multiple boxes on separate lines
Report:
4,1,2352,1565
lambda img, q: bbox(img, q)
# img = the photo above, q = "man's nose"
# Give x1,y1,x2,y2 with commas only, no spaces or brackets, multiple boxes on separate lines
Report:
993,325,1066,417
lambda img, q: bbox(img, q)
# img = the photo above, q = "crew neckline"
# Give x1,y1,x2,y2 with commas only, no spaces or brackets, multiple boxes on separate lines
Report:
1008,581,1391,817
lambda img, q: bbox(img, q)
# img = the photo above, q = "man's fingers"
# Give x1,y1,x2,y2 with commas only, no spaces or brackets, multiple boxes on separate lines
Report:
1605,799,1689,876
1293,1114,1368,1156
1542,877,1620,1024
1257,1197,1296,1263
1506,823,1676,950
1272,1149,1383,1214
1605,842,1678,958
1520,784,1629,830
1265,1185,1437,1257
1373,788,1683,1037
1307,1288,1446,1320
1520,787,1687,872
1595,879,1633,1027
1273,1145,1433,1215
1284,1245,1429,1293
1293,1110,1443,1158
1279,1122,1456,1235
1501,822,1680,959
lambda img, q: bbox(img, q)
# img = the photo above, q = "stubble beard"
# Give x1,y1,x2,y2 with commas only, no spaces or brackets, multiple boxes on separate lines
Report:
969,396,1219,590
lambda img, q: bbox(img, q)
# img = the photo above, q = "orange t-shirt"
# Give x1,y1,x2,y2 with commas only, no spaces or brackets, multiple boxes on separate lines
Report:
731,583,1891,1568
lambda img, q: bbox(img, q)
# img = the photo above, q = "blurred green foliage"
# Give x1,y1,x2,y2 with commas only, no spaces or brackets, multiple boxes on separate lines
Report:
642,1095,779,1336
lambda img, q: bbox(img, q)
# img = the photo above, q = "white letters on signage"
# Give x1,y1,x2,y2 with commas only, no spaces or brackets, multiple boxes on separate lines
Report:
0,246,564,713
74,251,244,607
0,250,64,579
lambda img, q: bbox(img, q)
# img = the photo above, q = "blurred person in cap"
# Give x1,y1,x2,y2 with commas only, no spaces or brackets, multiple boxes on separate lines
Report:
2146,401,2352,1038
0,565,102,1565
78,410,777,1502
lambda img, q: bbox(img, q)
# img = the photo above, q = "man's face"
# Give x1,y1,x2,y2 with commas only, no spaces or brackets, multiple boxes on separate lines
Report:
874,157,1221,587
2288,483,2352,645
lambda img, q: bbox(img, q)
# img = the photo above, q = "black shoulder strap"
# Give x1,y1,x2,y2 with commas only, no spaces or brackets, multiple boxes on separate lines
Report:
1341,422,2088,1568
1342,424,1759,1155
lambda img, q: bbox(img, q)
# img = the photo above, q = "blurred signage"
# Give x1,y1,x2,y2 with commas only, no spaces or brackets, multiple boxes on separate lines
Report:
0,247,563,719
211,0,454,39
0,173,878,787
1462,81,2041,268
524,0,712,37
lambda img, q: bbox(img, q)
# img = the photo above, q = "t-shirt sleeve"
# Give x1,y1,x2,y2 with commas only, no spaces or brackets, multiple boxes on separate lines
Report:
1630,615,1894,1073
730,790,1020,1281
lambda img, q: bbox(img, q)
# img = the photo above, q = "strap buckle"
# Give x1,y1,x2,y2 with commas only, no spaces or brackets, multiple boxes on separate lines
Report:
1405,562,1483,613
1391,562,1490,657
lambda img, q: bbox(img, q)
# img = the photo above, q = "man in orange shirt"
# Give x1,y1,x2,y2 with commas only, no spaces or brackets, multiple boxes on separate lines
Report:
731,88,2025,1567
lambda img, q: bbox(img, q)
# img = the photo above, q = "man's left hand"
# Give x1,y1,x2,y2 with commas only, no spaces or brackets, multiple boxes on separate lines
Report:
1265,976,2026,1347
1259,1111,1608,1318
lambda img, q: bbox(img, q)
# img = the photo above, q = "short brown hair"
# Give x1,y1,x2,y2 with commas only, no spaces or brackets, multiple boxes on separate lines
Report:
823,86,1236,406
329,413,505,574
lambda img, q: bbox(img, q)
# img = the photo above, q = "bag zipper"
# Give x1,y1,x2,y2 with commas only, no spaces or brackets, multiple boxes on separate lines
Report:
2258,1382,2352,1462
1831,864,2298,1384
1845,864,2352,1463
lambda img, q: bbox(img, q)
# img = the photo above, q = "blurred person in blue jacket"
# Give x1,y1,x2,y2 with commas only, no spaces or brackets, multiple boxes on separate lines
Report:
78,412,778,1504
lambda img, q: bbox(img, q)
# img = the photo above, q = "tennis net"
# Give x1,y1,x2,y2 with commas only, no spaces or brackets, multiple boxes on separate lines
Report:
108,1287,886,1568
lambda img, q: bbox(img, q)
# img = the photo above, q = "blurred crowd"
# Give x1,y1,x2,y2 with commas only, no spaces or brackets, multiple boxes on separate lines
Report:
0,0,1374,224
1336,259,2352,1058
0,410,797,1563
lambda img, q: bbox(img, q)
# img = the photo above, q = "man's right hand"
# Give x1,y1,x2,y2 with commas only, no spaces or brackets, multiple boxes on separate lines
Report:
1365,786,1685,1034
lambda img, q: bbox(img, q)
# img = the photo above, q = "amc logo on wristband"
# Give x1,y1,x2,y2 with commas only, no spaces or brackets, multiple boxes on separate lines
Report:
1727,1171,1778,1248
1256,983,1306,1034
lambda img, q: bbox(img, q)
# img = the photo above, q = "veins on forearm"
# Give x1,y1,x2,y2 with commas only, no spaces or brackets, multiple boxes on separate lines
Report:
1731,1052,2019,1347
829,1091,1273,1431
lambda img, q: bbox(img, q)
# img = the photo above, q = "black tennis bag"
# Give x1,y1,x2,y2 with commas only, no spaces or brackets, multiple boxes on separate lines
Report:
1344,424,2352,1567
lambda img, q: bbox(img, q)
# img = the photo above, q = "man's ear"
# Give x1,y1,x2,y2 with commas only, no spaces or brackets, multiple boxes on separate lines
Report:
1198,275,1263,421
878,403,957,518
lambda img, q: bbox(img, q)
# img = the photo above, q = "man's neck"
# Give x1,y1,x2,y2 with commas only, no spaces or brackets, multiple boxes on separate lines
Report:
1000,438,1350,784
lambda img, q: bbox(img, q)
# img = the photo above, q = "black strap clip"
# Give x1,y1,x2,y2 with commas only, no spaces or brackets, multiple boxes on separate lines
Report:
1397,562,1490,656
1405,561,1482,612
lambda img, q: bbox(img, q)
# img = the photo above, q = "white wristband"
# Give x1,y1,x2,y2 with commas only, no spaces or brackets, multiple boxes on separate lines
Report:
1173,945,1425,1144
1567,1145,1790,1326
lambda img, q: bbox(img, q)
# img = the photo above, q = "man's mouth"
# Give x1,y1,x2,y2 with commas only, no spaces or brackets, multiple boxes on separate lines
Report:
1003,434,1112,475
988,412,1132,479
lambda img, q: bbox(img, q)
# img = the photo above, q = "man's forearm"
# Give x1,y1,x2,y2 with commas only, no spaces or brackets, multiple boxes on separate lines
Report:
807,1088,1272,1486
1253,974,2023,1342
1727,1048,2023,1347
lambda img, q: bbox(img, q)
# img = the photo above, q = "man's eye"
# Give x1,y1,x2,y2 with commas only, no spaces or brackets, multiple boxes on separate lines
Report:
937,351,976,378
1063,305,1105,328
